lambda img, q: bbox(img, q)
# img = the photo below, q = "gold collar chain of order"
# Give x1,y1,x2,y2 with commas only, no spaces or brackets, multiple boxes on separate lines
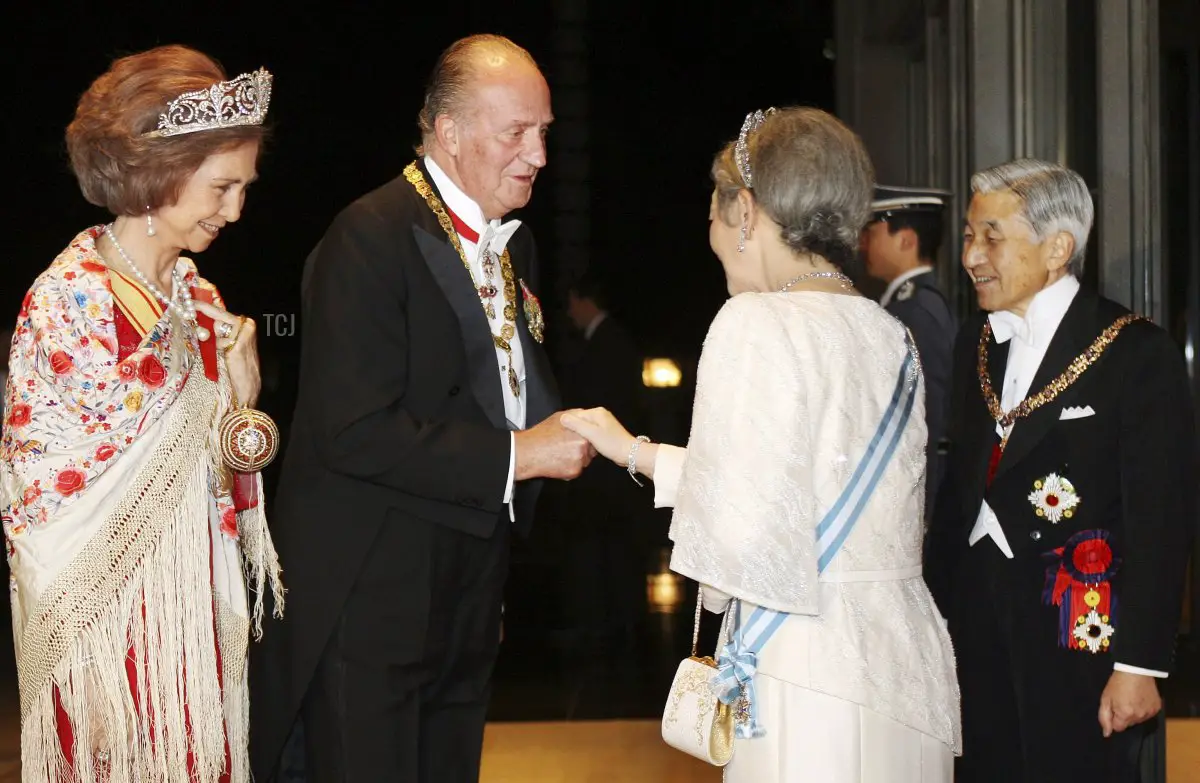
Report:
405,162,521,398
978,312,1144,447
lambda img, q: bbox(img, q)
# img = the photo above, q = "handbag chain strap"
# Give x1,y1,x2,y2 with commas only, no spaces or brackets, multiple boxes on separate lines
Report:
689,583,734,659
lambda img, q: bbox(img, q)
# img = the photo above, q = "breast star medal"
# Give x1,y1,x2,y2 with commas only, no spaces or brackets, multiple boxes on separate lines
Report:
1073,608,1115,653
519,279,545,344
1028,473,1080,524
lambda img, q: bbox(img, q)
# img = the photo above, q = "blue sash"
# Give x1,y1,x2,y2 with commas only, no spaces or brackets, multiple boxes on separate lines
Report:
711,339,919,738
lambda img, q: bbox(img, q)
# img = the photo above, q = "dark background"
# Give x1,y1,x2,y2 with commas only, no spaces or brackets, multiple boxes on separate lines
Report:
3,0,834,414
1,0,835,707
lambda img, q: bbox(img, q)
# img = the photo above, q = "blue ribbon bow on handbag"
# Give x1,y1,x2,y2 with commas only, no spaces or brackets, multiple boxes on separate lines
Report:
712,603,787,738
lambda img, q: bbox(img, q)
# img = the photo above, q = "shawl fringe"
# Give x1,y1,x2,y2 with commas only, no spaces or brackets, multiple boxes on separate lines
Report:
17,370,262,782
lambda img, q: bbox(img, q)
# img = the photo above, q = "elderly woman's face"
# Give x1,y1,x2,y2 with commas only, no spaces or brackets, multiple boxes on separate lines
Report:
157,141,259,254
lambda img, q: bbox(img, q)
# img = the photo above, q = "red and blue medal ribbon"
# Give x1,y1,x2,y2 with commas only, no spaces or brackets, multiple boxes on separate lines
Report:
1042,529,1120,651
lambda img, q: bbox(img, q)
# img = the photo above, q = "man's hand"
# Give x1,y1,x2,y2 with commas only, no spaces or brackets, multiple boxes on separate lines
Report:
514,410,596,481
1098,670,1162,737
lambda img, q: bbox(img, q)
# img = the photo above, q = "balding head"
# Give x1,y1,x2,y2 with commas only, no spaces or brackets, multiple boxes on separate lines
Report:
419,35,552,220
418,35,541,143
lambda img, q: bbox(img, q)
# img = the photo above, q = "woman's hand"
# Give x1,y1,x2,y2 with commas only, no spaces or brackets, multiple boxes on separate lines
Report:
194,300,261,409
560,407,636,467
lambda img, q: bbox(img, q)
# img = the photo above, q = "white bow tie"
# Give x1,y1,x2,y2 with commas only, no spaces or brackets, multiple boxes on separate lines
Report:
989,310,1033,345
479,219,521,254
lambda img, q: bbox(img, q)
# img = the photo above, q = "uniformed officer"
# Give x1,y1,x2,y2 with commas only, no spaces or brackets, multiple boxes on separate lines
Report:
861,185,957,514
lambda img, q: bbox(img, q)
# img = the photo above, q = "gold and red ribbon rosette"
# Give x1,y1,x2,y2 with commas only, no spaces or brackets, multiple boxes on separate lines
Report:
1042,529,1120,653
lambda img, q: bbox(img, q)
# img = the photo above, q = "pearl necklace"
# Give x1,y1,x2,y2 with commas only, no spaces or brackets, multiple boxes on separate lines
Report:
778,270,853,292
104,224,209,341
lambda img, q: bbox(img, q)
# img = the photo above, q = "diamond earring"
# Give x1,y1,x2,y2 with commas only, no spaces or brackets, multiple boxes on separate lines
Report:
146,207,156,237
738,224,747,253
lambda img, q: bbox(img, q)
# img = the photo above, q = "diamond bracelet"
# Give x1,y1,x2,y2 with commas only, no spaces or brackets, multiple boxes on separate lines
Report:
627,435,651,486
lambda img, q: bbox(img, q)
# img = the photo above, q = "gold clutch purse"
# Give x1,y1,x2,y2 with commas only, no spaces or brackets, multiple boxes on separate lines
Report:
214,318,279,473
219,406,279,472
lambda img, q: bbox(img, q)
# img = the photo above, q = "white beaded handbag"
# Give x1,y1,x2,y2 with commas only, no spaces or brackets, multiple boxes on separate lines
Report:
660,586,735,766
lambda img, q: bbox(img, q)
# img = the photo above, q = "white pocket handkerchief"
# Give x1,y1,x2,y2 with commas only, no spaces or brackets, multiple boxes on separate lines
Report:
1060,405,1096,420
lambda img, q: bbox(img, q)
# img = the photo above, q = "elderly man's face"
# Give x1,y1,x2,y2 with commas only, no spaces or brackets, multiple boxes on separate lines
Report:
453,62,552,220
962,189,1062,317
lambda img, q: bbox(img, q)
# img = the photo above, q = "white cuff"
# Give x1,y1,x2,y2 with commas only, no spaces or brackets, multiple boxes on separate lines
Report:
505,432,516,522
1114,663,1169,678
701,584,732,614
652,444,687,509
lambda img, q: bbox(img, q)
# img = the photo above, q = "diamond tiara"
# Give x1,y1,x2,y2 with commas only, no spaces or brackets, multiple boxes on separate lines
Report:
142,68,273,139
734,107,776,189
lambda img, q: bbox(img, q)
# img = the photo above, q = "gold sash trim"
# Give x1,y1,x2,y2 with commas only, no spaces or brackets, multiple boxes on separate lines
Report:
108,268,164,337
403,161,521,398
978,313,1146,443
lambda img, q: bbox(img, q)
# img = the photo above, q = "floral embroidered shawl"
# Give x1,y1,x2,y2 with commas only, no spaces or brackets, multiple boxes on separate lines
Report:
1,227,282,782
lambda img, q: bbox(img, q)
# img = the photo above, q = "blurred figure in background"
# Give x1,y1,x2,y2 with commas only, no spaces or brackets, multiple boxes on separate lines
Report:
861,186,956,512
558,272,648,653
563,272,644,440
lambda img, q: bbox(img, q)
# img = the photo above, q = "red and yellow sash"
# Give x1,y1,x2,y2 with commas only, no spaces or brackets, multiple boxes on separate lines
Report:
109,268,164,337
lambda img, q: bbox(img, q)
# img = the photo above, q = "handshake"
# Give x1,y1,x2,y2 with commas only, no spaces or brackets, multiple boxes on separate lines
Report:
513,407,639,481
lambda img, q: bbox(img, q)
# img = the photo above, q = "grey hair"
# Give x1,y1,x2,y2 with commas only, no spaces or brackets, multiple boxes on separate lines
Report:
970,158,1094,277
416,34,537,145
711,107,874,275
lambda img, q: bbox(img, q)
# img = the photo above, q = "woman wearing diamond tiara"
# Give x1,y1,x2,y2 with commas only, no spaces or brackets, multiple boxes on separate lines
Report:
561,107,960,782
0,45,282,782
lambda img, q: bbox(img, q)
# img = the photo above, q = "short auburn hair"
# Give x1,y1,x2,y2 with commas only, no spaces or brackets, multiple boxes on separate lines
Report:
67,45,267,216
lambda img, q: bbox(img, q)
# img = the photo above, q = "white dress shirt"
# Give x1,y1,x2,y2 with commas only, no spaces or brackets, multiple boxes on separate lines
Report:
583,311,608,341
967,274,1165,678
879,265,935,308
425,157,526,516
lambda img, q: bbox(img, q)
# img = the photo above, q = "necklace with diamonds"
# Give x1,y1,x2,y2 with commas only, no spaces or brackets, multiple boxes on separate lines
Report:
777,270,853,292
104,224,209,341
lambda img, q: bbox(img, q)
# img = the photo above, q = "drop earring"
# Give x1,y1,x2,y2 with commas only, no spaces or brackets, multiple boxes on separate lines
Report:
738,224,747,253
146,207,156,237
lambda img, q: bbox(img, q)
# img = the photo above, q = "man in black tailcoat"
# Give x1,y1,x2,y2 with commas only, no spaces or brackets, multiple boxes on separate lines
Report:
250,34,592,783
925,159,1195,783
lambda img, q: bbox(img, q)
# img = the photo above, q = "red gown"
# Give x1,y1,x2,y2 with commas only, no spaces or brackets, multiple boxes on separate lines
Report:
51,300,240,781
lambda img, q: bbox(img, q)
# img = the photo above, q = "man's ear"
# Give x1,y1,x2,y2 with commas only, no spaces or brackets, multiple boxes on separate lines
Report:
435,113,460,156
1046,230,1075,273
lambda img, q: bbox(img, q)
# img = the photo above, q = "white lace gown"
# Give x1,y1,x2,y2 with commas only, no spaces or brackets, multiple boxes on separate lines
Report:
654,292,961,783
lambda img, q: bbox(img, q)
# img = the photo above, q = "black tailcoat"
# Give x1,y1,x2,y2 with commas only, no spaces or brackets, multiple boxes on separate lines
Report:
925,289,1195,782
